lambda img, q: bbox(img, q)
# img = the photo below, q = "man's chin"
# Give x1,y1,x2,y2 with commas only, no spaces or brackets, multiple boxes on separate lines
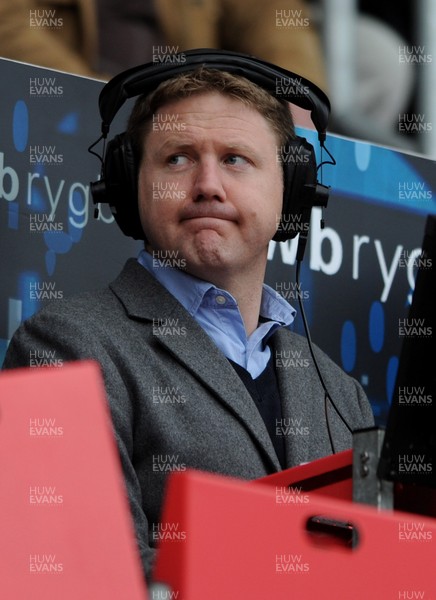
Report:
182,240,233,276
187,228,226,253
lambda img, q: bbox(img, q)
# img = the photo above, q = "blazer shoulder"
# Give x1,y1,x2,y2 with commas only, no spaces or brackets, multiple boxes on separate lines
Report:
21,258,157,326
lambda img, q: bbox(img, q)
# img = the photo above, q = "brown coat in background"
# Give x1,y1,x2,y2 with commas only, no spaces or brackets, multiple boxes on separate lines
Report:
0,0,327,89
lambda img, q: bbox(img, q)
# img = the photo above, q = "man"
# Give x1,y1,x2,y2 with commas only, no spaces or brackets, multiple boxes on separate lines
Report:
3,66,374,580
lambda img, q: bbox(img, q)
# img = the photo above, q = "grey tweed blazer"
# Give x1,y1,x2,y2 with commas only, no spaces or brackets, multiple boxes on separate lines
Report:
3,259,374,579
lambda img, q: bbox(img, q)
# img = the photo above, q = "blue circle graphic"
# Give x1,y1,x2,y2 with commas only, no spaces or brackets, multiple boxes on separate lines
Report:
369,301,384,353
341,320,357,373
58,112,79,135
13,100,29,152
354,141,371,171
386,356,399,405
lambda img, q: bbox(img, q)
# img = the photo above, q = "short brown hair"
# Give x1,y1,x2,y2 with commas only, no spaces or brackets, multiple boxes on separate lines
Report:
126,67,295,163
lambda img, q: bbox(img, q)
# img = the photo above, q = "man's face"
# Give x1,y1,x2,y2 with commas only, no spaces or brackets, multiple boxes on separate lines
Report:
137,91,283,282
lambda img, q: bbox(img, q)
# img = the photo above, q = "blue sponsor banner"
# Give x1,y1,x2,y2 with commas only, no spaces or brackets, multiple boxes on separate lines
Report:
266,128,435,424
0,59,141,362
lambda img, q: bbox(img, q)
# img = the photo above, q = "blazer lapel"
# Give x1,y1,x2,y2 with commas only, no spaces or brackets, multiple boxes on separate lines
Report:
110,259,282,472
272,329,320,468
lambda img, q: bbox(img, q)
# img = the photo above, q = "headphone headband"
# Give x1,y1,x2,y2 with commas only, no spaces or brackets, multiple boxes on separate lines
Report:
98,48,330,139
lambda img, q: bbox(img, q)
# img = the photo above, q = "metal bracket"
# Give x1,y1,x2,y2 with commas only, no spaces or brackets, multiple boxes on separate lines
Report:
352,427,394,510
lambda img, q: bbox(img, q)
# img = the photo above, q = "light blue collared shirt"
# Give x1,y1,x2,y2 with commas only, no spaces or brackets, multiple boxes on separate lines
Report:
138,250,296,378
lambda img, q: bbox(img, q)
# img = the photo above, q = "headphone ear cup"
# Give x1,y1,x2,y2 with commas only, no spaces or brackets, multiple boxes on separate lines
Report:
100,133,145,240
273,136,317,242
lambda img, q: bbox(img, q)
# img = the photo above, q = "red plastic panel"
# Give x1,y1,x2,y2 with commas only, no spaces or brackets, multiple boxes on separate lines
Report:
154,469,435,599
0,362,147,599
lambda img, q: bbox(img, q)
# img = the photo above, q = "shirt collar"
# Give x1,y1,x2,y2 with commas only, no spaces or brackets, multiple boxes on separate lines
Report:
137,249,296,327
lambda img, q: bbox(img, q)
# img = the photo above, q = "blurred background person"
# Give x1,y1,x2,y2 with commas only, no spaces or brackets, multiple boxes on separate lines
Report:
311,0,419,152
0,0,327,86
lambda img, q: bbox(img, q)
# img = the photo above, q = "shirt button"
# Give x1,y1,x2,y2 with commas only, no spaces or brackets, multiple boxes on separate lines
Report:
215,295,227,305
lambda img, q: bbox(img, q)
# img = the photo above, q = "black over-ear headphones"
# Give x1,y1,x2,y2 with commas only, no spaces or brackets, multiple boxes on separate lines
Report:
90,48,332,243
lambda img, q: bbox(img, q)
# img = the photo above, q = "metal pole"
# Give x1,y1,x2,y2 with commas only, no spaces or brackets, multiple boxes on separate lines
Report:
321,0,358,118
416,0,436,158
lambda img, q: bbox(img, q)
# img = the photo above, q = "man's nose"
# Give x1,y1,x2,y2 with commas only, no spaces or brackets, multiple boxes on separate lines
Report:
192,159,226,202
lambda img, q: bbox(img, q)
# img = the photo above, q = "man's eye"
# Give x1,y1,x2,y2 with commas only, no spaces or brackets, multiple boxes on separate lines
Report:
225,154,249,166
167,154,189,166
